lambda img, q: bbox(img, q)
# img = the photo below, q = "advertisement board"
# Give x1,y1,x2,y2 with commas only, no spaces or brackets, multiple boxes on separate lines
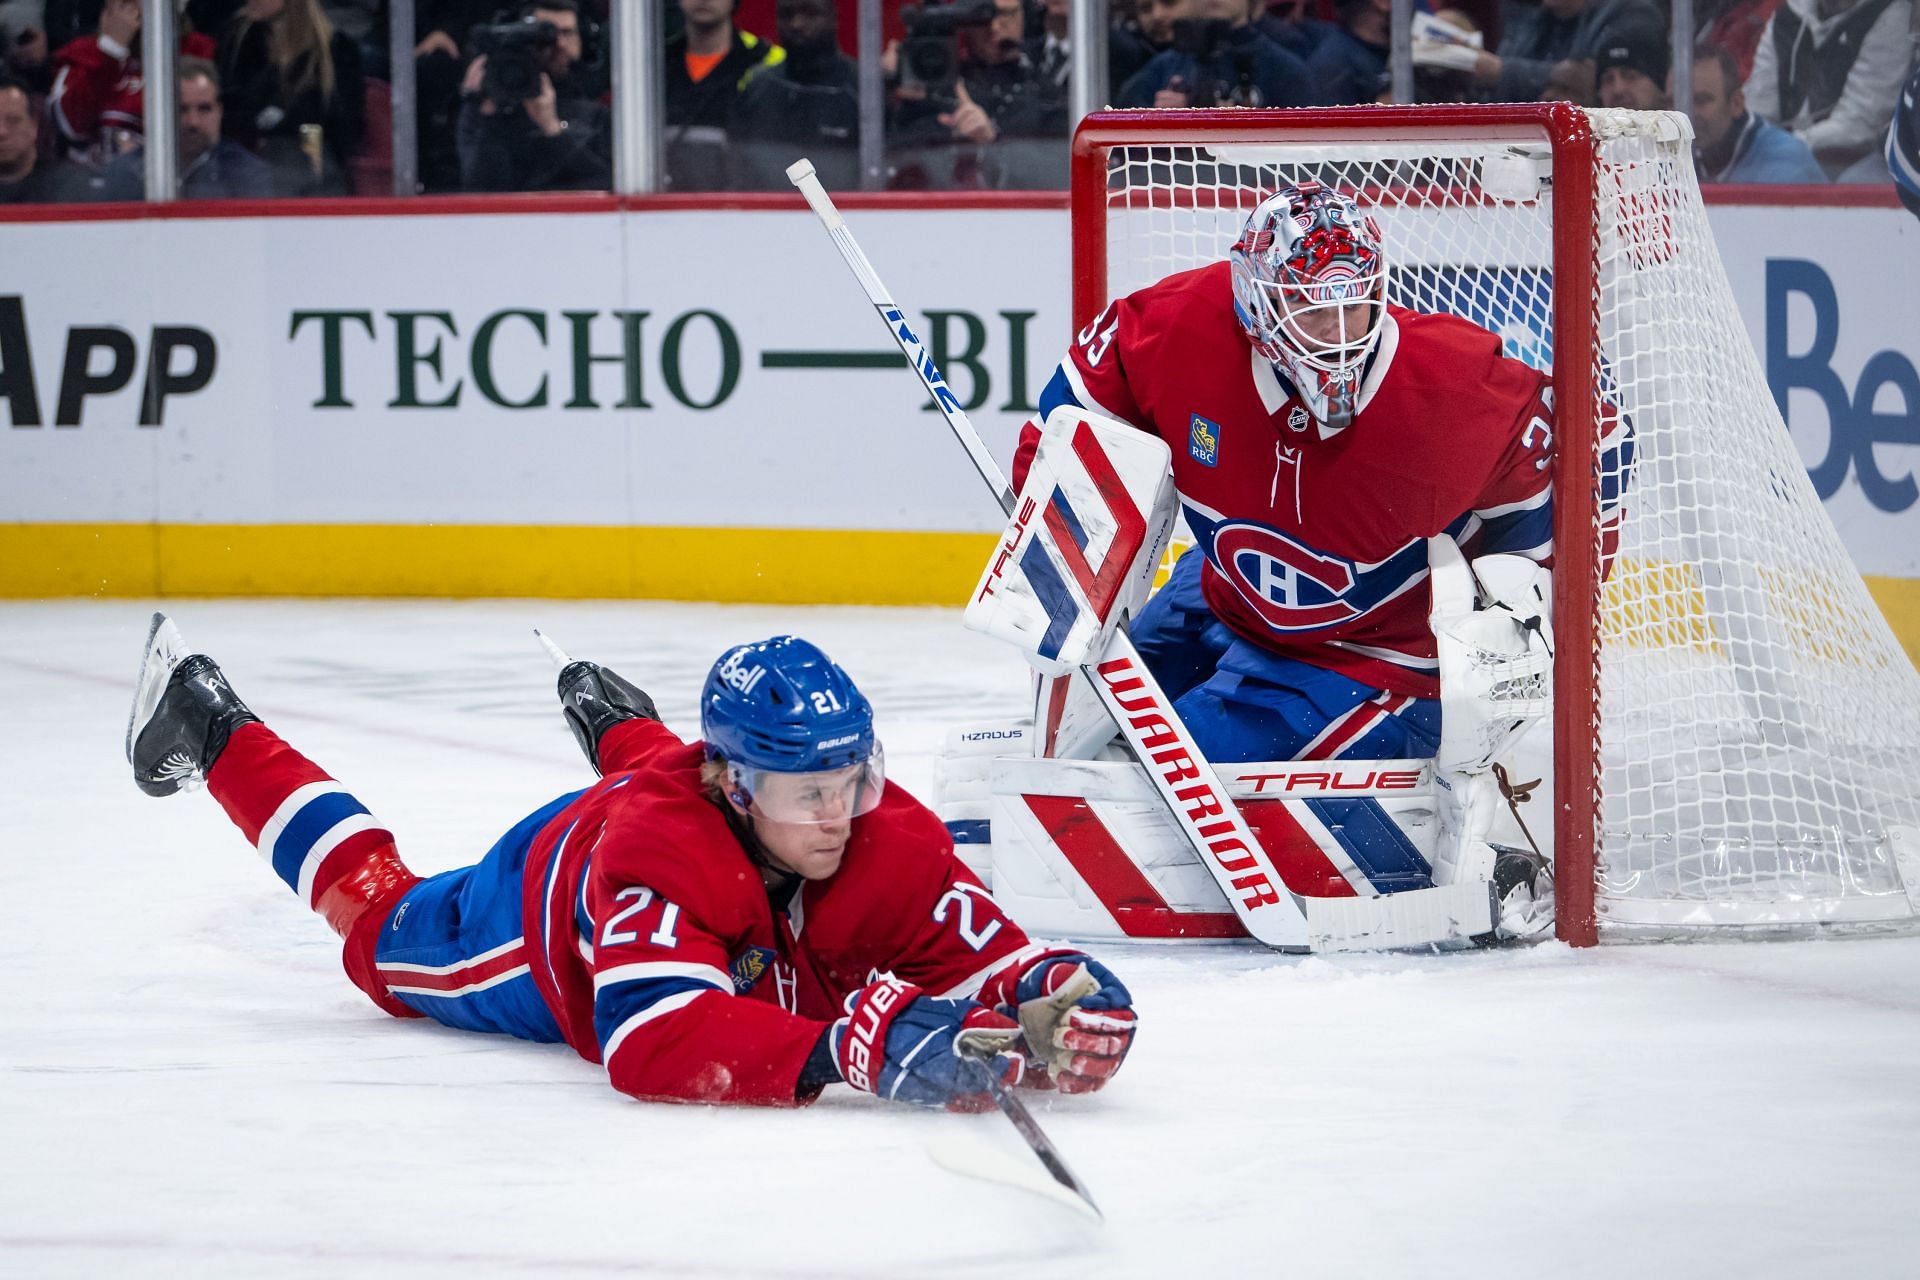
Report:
2,196,1914,647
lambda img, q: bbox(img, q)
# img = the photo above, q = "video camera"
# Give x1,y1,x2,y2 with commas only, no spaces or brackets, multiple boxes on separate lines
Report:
899,0,996,109
472,17,558,108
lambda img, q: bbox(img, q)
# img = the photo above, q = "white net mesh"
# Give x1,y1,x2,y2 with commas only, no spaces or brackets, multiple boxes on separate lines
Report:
1093,109,1920,938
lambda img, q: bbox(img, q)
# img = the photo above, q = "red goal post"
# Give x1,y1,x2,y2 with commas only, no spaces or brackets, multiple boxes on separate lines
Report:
1069,105,1920,946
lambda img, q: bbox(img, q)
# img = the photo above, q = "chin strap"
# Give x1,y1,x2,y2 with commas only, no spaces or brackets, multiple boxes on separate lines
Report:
713,791,802,903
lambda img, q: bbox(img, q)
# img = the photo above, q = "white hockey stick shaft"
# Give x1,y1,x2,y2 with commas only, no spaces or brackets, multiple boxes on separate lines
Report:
788,160,1016,518
786,160,1490,951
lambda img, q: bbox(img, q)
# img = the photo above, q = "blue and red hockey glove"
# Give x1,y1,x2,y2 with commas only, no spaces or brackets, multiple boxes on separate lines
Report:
981,950,1137,1094
830,976,1024,1111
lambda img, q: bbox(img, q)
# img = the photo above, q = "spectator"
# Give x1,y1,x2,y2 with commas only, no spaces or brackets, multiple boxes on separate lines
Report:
1029,0,1070,91
1683,40,1828,180
0,69,87,198
730,0,855,184
49,0,218,168
1259,0,1338,61
216,0,365,195
1116,0,1317,108
1594,28,1669,108
1113,0,1194,85
1744,0,1913,180
1,0,51,94
1695,0,1782,81
666,0,781,189
1470,0,1666,105
1309,0,1389,104
412,0,497,192
1406,7,1486,101
890,0,1056,148
96,54,274,198
957,0,1060,137
455,2,609,192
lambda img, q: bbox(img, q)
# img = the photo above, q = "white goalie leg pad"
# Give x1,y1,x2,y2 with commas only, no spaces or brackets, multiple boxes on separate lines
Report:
932,721,1033,887
1431,768,1503,888
1429,534,1553,777
984,754,1497,948
965,408,1178,678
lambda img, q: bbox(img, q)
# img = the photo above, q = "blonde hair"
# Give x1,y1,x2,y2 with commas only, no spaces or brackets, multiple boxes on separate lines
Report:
236,0,337,104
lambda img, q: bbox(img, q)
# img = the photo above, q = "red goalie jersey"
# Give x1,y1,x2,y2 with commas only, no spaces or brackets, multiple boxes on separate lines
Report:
1015,263,1632,700
521,718,1039,1106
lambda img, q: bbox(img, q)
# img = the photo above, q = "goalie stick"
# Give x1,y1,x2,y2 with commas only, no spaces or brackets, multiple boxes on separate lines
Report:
786,159,1494,952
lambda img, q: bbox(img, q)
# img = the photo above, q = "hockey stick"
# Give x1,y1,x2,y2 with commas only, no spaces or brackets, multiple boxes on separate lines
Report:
927,1053,1102,1221
786,160,1492,952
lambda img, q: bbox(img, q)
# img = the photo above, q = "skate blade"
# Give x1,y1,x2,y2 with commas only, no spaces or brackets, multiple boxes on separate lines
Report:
125,612,188,765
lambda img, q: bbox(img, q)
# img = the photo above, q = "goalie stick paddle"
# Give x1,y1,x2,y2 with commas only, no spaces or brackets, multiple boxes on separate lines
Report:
785,159,1490,953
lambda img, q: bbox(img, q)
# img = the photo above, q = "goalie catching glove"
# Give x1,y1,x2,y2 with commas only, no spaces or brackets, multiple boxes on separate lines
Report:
1428,535,1552,778
980,950,1137,1093
830,977,1026,1111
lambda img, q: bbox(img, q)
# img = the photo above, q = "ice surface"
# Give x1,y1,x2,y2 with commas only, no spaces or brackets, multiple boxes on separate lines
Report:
5,599,1920,1279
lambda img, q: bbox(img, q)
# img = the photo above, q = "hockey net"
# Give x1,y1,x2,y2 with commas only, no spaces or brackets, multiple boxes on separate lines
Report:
1071,105,1920,944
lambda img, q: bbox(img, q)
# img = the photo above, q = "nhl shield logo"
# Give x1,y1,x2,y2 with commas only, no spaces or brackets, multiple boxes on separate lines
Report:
1189,414,1221,466
1286,405,1310,433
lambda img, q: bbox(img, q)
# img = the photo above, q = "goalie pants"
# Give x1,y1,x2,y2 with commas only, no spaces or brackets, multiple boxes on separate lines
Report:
206,721,576,1043
1131,552,1441,764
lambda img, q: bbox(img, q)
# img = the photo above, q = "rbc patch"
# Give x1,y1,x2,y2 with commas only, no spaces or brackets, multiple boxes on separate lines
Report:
1189,414,1221,466
730,946,776,994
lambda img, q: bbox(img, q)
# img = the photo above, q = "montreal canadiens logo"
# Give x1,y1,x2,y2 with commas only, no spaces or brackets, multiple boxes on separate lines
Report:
1212,523,1363,631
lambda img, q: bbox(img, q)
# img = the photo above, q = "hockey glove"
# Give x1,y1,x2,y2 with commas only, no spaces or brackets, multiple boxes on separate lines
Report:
830,976,1024,1111
556,660,659,775
986,951,1136,1094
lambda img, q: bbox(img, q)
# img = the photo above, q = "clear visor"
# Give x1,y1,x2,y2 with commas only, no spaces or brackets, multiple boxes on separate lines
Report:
728,747,886,825
1261,271,1385,373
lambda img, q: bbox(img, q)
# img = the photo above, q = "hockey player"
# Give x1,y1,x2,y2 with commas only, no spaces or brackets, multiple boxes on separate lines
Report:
1019,181,1629,767
125,617,1135,1108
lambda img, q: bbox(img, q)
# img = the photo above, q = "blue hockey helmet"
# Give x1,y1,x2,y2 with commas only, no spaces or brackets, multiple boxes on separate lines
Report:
701,636,884,824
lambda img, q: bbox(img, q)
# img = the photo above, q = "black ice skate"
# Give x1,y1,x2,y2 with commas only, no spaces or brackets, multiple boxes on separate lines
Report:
125,612,260,797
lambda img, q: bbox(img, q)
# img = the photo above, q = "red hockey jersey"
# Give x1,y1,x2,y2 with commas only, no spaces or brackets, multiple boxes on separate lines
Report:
49,31,217,163
519,718,1037,1106
1017,262,1577,699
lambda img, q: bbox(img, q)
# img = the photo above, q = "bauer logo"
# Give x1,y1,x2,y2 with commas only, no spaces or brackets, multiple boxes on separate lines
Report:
1189,414,1221,467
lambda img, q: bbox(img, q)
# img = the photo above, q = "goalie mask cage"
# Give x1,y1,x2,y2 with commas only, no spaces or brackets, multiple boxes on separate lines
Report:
1071,104,1920,946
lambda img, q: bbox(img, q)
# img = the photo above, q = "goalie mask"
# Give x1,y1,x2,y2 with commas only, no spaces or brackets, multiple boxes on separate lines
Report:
1229,182,1387,430
701,636,885,825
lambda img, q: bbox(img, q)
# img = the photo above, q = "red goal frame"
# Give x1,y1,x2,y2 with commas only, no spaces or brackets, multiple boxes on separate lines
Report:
1068,104,1605,946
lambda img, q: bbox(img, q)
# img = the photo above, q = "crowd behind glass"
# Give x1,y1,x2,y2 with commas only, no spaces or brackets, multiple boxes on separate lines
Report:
0,0,1915,205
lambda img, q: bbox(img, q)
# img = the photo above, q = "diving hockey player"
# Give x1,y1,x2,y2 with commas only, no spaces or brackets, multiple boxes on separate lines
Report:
126,617,1135,1108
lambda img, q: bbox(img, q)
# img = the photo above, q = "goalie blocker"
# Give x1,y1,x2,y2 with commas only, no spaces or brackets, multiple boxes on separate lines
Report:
942,409,1555,948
